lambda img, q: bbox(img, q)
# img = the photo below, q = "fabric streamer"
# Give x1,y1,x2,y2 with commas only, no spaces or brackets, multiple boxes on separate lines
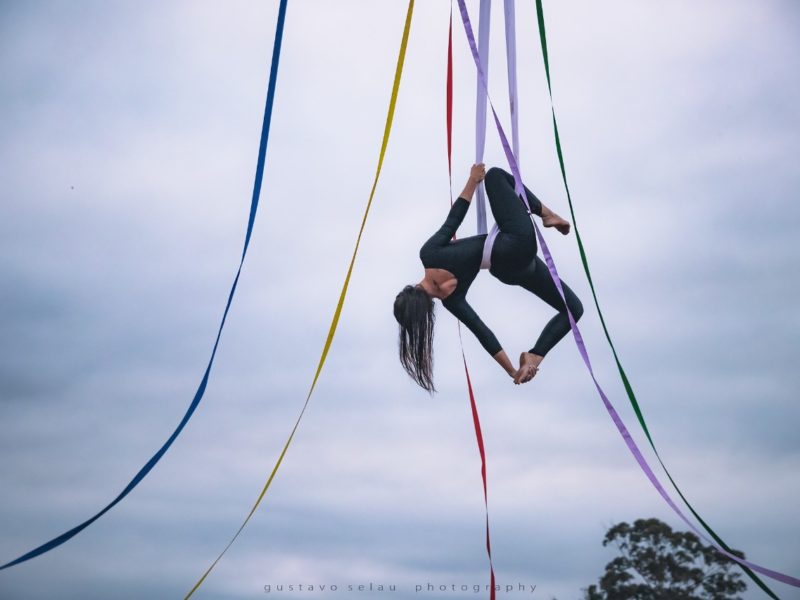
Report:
530,1,781,597
183,2,415,597
446,4,497,598
455,0,800,589
0,0,289,572
458,329,497,600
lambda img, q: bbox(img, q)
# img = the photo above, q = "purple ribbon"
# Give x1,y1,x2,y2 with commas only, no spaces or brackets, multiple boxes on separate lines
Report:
475,0,491,236
456,0,800,588
503,0,520,161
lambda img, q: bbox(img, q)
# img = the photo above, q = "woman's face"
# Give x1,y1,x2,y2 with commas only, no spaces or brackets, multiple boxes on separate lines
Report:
414,282,432,298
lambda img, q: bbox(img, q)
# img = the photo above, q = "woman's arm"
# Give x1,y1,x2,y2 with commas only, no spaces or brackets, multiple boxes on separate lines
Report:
421,164,488,256
492,349,517,379
442,295,515,381
459,163,486,202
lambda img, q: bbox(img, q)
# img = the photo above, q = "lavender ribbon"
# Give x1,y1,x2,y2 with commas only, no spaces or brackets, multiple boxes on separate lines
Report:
504,0,520,161
475,0,501,270
456,0,800,587
475,0,491,236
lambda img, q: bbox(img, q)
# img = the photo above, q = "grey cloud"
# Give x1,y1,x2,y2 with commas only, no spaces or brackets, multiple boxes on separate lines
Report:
1,1,799,600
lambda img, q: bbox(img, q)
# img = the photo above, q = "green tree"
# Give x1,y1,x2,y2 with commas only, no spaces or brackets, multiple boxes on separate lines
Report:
582,518,747,600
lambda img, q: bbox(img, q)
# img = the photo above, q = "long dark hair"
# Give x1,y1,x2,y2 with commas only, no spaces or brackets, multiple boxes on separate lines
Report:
393,284,437,394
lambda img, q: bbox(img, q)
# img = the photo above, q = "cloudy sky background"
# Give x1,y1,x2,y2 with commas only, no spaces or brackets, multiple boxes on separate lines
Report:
1,1,798,599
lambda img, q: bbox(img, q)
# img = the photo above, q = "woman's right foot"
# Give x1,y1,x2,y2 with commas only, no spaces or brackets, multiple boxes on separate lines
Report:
540,204,571,235
542,211,571,235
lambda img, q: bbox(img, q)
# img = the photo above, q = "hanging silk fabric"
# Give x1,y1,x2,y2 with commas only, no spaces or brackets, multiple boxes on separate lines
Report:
474,0,490,237
476,0,526,271
475,0,500,269
455,0,800,589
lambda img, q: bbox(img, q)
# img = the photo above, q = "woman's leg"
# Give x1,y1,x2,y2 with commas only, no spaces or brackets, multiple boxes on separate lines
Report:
494,256,584,357
484,166,544,238
485,166,547,272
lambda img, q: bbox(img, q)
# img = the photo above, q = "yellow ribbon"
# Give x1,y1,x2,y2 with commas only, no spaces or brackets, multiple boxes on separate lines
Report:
184,2,415,597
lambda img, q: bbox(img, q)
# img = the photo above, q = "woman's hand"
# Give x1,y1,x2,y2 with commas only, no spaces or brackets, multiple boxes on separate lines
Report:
492,349,518,379
470,163,486,183
459,163,486,202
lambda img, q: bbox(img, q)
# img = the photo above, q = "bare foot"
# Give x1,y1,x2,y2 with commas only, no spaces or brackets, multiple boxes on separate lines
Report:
514,352,543,384
542,211,571,235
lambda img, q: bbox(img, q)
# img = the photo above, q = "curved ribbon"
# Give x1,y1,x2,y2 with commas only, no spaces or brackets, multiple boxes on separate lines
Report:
458,328,497,600
456,0,800,589
183,2,415,596
0,0,288,572
531,1,781,597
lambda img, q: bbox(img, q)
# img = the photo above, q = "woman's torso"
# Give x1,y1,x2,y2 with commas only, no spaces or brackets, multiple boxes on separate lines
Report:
420,234,487,302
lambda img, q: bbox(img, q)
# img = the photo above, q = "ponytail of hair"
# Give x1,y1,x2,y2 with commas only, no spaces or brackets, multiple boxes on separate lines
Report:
393,284,437,394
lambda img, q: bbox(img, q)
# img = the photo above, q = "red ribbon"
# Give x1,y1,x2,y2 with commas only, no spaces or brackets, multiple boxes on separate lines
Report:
447,3,496,598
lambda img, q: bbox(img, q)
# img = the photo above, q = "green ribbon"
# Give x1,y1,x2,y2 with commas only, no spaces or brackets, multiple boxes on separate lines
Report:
533,1,779,597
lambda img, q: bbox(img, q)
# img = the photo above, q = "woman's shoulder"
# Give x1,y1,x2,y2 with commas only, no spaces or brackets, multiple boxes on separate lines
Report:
441,282,466,305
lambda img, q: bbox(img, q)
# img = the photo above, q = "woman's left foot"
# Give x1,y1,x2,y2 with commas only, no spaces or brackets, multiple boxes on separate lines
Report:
515,352,544,384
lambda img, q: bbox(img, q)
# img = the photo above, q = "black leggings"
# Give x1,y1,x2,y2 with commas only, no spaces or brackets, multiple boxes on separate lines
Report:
484,167,584,357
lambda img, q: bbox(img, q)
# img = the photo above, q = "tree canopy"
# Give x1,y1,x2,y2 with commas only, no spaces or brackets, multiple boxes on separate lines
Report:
582,518,747,600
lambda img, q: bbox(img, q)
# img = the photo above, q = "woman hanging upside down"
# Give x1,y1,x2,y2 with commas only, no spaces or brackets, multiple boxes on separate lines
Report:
393,163,584,393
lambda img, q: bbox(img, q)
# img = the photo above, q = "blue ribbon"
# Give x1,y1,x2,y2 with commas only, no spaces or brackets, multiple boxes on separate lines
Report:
0,0,289,570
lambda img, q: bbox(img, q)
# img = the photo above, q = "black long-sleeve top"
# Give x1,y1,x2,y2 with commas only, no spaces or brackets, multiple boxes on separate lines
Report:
419,197,502,356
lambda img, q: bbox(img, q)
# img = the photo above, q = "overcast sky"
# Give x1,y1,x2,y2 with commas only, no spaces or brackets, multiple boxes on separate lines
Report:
1,1,798,599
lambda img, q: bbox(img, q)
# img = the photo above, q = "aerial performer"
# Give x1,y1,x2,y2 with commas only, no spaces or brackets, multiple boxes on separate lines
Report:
394,163,584,393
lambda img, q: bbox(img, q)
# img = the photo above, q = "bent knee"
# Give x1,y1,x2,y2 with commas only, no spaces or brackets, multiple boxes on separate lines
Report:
489,265,517,286
570,295,585,321
485,166,508,183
